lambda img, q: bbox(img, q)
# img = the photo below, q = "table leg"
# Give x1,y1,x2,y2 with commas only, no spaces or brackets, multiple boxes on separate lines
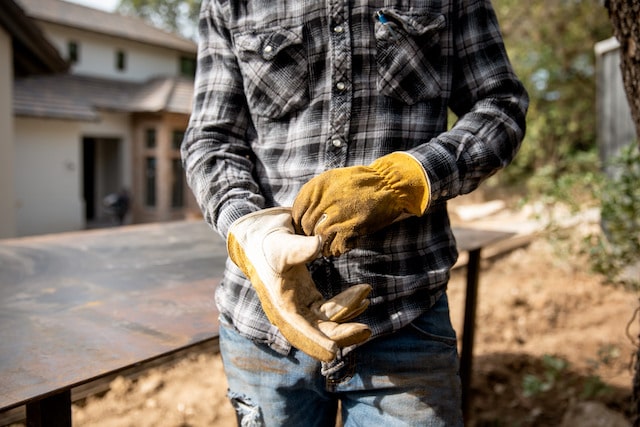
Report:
460,248,481,423
26,390,71,427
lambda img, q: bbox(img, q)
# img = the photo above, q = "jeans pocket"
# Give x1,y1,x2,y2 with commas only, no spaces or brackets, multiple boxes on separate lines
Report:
374,9,446,105
409,294,458,348
234,25,309,119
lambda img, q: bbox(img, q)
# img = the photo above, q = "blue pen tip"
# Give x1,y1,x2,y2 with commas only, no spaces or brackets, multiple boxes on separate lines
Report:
376,11,388,24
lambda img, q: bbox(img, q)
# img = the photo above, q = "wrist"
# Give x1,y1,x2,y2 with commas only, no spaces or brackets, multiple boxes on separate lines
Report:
370,152,431,216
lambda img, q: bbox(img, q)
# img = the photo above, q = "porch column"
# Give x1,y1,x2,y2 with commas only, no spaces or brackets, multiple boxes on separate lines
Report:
156,119,172,221
0,30,15,238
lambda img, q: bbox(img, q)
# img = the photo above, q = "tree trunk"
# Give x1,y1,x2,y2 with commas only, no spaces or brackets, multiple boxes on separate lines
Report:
603,1,640,425
604,0,640,144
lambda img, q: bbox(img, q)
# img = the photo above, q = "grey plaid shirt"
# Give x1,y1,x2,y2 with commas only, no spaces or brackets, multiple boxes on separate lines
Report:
182,0,528,355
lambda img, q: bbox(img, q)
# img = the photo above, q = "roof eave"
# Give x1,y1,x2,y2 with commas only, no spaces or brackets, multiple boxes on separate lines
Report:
1,0,69,76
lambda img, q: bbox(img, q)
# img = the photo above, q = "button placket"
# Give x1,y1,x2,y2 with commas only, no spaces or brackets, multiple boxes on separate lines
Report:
326,0,352,168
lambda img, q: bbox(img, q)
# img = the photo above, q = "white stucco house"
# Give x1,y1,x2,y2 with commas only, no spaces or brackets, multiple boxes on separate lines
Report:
1,0,199,238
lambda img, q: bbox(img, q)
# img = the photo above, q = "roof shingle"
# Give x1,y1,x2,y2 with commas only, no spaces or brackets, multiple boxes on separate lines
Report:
14,74,194,120
17,0,196,54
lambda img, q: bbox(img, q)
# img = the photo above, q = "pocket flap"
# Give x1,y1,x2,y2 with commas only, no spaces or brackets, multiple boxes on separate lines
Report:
235,25,304,61
379,10,446,38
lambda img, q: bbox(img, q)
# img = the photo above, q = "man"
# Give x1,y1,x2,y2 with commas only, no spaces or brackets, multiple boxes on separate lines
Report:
182,1,528,425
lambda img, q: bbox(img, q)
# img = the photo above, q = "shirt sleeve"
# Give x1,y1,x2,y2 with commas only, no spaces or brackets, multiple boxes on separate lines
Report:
181,0,264,238
408,0,529,203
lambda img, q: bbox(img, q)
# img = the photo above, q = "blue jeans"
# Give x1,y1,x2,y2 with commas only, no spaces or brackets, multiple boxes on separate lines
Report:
219,293,462,427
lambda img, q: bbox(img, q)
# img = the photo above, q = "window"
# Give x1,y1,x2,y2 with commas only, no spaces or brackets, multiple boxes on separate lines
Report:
116,50,126,72
171,130,186,208
145,128,156,149
172,130,184,150
145,157,156,207
179,56,196,78
171,159,184,208
68,41,79,63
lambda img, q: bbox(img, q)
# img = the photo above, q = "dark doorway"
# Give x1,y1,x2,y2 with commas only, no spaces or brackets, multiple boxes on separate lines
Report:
82,138,96,221
82,137,123,226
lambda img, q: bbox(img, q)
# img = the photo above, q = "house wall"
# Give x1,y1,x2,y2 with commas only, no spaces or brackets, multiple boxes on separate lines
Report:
13,113,134,236
40,22,184,82
0,28,16,238
9,8,196,235
14,118,84,236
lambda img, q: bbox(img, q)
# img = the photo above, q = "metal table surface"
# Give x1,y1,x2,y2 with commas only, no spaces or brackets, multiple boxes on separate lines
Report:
0,221,227,425
0,221,513,426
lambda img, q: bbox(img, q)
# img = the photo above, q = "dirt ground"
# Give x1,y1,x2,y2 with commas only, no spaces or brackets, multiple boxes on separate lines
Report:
16,199,640,426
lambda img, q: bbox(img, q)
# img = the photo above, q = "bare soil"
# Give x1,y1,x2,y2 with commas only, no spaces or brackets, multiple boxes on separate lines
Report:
13,201,639,426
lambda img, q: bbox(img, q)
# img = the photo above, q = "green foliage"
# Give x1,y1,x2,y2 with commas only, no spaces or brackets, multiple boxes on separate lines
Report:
585,143,640,287
580,375,611,400
521,355,611,400
492,0,613,199
522,355,568,398
117,0,201,39
524,148,603,210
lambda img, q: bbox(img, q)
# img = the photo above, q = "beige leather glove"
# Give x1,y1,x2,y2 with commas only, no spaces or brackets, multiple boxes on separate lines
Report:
227,207,372,362
292,152,430,257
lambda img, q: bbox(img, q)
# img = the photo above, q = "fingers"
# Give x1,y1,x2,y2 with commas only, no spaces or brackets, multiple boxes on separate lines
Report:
263,230,322,270
227,207,372,362
317,284,372,322
316,321,372,348
291,183,323,235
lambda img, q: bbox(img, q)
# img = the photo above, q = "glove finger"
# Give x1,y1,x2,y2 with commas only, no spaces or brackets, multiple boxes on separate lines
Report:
301,210,324,237
317,284,372,322
317,321,372,348
275,312,339,362
290,202,307,235
263,231,321,270
320,229,356,258
329,232,357,258
248,269,338,362
292,188,323,236
314,214,358,257
331,299,368,322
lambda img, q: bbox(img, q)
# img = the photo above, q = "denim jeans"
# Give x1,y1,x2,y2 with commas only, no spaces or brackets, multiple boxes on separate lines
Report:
219,293,463,427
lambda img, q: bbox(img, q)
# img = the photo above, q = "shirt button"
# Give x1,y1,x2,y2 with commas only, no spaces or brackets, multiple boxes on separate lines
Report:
263,45,273,54
331,139,343,148
336,82,346,91
333,25,344,33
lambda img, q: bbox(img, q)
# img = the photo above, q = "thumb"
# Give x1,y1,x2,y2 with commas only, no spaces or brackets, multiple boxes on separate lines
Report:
264,230,322,269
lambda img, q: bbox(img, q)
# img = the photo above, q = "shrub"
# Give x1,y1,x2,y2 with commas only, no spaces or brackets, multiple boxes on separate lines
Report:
586,143,640,288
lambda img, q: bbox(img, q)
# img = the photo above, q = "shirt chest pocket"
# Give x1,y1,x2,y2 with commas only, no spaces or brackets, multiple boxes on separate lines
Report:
234,25,309,119
374,10,446,105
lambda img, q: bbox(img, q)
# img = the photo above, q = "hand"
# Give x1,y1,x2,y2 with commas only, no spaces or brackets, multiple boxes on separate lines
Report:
292,152,430,257
227,207,372,362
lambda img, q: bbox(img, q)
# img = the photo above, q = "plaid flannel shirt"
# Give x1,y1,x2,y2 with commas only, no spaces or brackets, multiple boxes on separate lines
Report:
182,0,528,355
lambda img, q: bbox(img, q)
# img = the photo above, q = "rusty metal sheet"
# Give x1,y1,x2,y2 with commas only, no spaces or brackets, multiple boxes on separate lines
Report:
0,221,226,411
452,227,515,253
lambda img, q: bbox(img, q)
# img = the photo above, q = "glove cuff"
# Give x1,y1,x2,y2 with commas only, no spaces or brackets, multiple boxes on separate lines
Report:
370,152,431,216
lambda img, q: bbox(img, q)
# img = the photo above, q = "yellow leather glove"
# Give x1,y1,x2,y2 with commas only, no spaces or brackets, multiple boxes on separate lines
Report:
292,152,430,257
227,207,372,362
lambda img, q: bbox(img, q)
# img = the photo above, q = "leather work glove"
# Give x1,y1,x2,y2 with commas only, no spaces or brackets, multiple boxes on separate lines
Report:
227,207,372,362
292,152,430,257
